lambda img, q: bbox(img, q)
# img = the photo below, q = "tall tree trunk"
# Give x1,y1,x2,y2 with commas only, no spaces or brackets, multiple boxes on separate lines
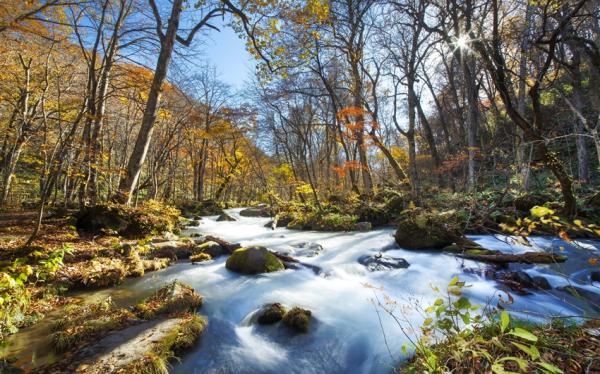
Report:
116,0,183,204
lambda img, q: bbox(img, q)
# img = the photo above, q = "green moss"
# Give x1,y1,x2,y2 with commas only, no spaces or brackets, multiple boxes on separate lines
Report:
51,298,135,352
120,314,207,374
395,210,462,249
225,247,285,274
257,303,286,324
190,252,212,263
282,307,311,333
76,200,181,239
134,281,203,319
142,258,171,272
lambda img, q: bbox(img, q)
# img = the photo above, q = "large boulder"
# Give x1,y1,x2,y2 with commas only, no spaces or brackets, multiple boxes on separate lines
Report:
225,246,285,274
76,201,180,238
394,210,462,249
240,207,272,217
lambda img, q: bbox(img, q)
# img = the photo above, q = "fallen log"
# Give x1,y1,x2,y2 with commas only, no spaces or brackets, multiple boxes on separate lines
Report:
457,251,567,264
202,235,242,254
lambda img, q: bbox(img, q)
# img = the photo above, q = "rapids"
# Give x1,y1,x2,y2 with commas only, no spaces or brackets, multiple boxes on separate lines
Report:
3,208,599,373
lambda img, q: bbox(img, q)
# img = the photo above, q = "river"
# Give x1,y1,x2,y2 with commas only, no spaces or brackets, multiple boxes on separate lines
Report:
3,208,600,373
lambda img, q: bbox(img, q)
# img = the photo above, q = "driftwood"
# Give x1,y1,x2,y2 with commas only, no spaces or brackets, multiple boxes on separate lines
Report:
203,235,242,254
457,251,566,264
270,251,322,274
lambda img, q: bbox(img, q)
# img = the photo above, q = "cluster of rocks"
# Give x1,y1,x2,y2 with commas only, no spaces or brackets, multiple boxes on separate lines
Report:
255,303,313,333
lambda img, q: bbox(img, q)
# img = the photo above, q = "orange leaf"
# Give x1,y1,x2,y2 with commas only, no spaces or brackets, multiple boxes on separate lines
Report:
558,230,571,242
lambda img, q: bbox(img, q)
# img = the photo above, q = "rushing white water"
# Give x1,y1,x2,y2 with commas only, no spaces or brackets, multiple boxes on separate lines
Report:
4,208,599,373
135,208,599,374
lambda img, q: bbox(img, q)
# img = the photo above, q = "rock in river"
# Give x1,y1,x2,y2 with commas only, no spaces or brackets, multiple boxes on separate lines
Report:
394,210,462,249
216,212,236,221
282,307,312,333
358,253,410,271
240,207,272,217
256,303,287,325
226,246,285,274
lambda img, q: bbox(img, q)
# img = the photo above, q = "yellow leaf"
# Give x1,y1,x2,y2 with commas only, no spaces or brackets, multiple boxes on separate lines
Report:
530,206,554,218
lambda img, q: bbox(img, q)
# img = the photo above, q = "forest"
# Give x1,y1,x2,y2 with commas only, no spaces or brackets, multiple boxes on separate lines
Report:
0,0,599,373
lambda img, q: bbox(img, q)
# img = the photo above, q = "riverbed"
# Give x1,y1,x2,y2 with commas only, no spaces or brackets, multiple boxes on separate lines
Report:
3,208,600,373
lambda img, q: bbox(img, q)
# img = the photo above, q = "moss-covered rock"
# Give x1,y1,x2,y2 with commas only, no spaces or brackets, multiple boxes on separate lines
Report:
178,199,223,217
125,249,145,277
394,210,462,249
240,207,272,217
282,307,312,333
256,303,286,325
142,258,171,272
51,298,136,352
149,240,195,260
114,314,207,374
310,213,358,231
190,252,212,263
76,200,180,239
134,281,203,319
357,204,391,226
194,241,226,258
62,314,207,374
216,212,236,221
225,246,285,274
57,257,128,289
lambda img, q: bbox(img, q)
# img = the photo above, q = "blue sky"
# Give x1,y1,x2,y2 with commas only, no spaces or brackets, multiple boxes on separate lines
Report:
199,22,255,90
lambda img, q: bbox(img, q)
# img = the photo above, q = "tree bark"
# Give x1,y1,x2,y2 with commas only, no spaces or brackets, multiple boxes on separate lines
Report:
115,0,183,204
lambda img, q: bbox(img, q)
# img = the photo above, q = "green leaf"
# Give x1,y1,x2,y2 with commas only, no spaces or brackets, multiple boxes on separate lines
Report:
512,341,540,360
538,362,564,374
492,363,518,374
509,327,538,342
500,311,510,333
460,313,471,324
448,276,459,287
424,317,433,326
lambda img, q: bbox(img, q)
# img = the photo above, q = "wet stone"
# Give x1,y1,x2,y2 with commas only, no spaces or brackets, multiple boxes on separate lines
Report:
358,253,410,271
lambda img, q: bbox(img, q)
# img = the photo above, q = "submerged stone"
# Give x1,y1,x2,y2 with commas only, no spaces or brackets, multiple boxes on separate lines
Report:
358,254,410,271
279,242,323,257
